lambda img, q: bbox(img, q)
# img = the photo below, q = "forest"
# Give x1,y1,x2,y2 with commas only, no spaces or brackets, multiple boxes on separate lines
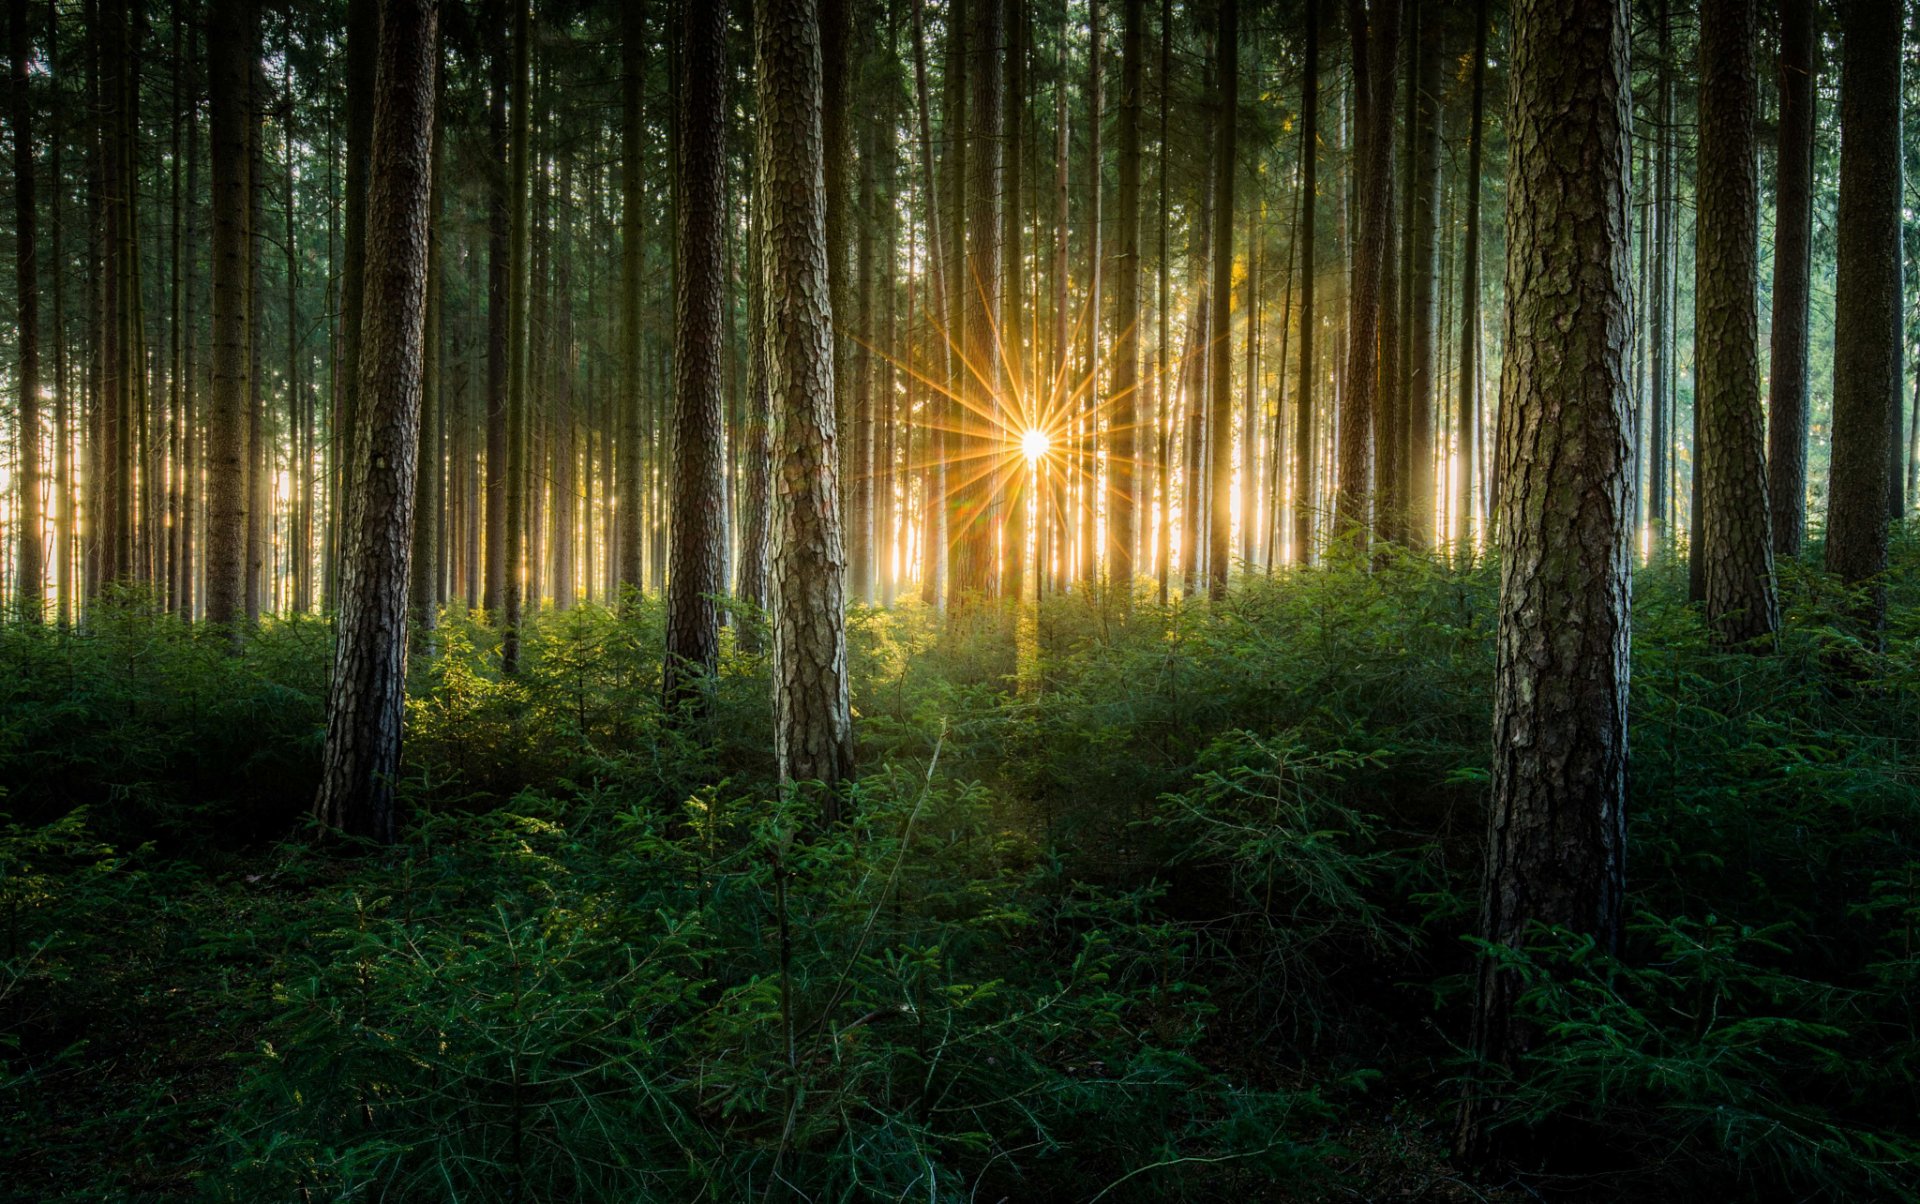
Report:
2,0,1919,1198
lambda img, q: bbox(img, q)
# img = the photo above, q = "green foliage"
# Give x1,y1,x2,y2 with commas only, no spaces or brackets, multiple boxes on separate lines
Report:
3,539,1918,1200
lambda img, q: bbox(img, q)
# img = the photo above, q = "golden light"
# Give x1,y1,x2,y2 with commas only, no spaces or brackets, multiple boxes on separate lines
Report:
1020,427,1051,464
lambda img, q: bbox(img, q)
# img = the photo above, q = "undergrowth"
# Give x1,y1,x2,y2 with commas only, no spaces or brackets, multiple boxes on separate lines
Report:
1,531,1916,1201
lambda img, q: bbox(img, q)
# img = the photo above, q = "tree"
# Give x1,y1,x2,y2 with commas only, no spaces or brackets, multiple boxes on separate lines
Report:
12,0,39,618
205,0,252,639
1292,0,1318,565
1404,0,1441,551
1205,0,1236,599
1825,0,1902,632
1455,0,1485,560
1695,0,1778,647
758,0,855,804
1458,0,1633,1159
313,0,438,842
662,0,727,709
618,0,646,596
1767,0,1814,558
483,0,508,621
501,0,529,674
1111,0,1142,594
1334,0,1400,546
954,0,1003,600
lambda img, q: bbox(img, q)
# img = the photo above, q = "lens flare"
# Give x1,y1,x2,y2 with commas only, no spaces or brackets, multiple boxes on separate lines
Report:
1021,428,1051,463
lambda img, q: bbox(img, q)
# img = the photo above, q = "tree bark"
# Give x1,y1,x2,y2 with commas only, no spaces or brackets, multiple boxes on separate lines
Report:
1825,0,1902,633
1695,0,1778,647
1458,0,1633,1160
314,0,437,843
1766,0,1814,558
501,0,529,673
1205,0,1236,598
1110,0,1141,596
12,0,40,618
1405,0,1441,551
1292,0,1318,565
204,0,251,639
663,0,728,710
618,0,646,598
1455,0,1485,561
758,0,855,804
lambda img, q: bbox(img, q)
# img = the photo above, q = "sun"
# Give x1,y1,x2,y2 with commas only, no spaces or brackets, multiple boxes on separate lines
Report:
1020,427,1051,464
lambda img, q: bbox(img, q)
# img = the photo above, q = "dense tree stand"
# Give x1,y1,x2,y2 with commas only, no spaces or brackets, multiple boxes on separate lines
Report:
313,0,438,843
1458,0,1633,1164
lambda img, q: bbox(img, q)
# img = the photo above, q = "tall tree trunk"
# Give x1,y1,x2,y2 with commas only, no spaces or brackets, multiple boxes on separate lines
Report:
618,0,646,597
757,0,855,803
12,0,40,618
50,0,69,622
314,0,437,843
736,165,772,631
410,53,443,653
1001,0,1026,603
483,0,507,619
1825,0,1902,634
1153,0,1171,595
1292,0,1318,566
501,0,528,674
1696,0,1778,647
1111,0,1141,596
333,0,374,601
1766,0,1814,558
1404,0,1440,551
1458,0,1633,1159
1077,0,1101,591
1205,0,1236,599
1455,0,1484,561
909,0,947,606
204,0,251,639
663,0,727,709
955,0,1002,600
1334,0,1400,548
1648,0,1671,539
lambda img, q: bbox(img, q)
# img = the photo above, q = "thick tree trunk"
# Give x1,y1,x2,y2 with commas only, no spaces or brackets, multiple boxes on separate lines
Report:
204,0,251,638
333,0,374,601
1078,0,1101,591
483,0,507,620
314,0,437,843
1766,0,1814,558
1825,0,1902,632
736,178,773,630
757,0,855,804
1405,0,1441,551
662,0,727,710
1205,0,1236,598
954,0,1003,600
1695,0,1778,647
410,59,443,653
1458,0,1633,1160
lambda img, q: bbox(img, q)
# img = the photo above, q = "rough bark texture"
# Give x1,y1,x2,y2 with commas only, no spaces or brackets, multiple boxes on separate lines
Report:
1459,0,1632,1160
758,0,855,804
1456,0,1485,558
501,0,528,673
12,0,39,617
736,174,773,627
314,0,437,843
1766,0,1814,558
1205,0,1236,599
1334,0,1399,545
410,60,443,652
663,0,727,710
955,0,1002,600
1695,0,1778,647
1825,0,1902,630
204,0,251,637
483,0,507,619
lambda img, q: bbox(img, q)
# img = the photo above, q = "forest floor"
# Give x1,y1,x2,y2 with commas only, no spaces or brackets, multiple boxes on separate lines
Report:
3,536,1918,1202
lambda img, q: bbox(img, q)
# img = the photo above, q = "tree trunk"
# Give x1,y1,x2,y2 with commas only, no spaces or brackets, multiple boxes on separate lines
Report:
757,0,855,804
204,0,251,638
1077,0,1101,592
1334,0,1400,548
1455,0,1484,561
954,0,1002,600
1766,0,1814,558
663,0,727,710
1292,0,1318,566
618,0,646,598
314,0,437,844
410,53,443,653
483,0,508,620
1205,0,1236,599
1695,0,1778,647
1405,0,1441,551
1458,0,1633,1160
736,168,772,631
12,0,40,618
501,0,529,673
1110,0,1142,596
1824,0,1902,633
